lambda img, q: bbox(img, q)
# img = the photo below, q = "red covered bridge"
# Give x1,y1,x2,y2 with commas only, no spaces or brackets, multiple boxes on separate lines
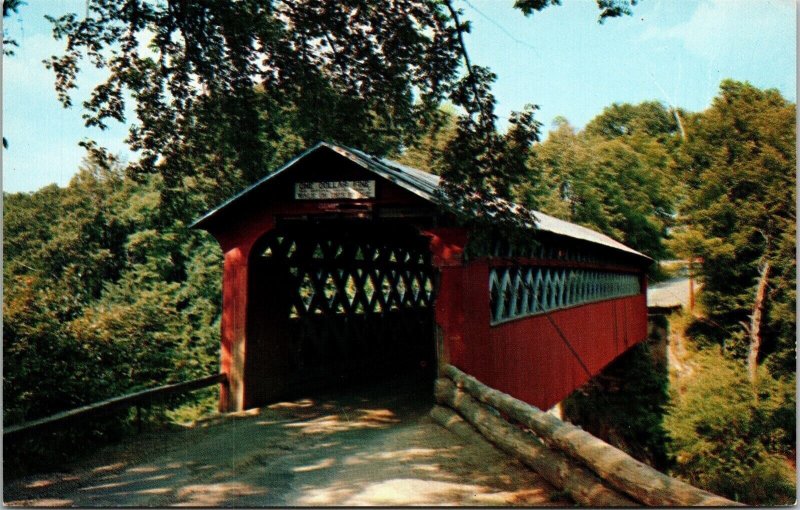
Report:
193,141,651,413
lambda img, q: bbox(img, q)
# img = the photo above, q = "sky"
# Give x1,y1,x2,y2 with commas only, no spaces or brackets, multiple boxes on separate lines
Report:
2,0,797,193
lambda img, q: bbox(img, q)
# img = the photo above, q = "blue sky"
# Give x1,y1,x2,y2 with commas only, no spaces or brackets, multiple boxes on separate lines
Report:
2,0,796,193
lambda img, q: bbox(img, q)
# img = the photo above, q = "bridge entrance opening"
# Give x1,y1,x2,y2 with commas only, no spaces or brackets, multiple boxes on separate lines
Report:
246,219,437,402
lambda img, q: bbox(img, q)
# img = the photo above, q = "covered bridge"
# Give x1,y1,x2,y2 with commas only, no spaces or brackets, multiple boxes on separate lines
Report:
193,141,651,413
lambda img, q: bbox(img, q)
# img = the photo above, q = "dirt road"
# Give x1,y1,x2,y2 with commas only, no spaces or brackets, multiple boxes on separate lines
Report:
5,375,569,506
648,277,694,310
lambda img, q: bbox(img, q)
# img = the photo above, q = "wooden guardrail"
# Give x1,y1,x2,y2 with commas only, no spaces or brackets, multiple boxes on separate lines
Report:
433,364,740,507
4,373,227,439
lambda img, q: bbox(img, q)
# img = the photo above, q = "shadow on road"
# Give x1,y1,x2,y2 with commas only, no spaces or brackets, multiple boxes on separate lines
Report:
5,374,568,507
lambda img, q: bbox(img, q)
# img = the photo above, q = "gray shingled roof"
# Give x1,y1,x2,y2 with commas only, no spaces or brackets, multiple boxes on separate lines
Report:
193,141,650,261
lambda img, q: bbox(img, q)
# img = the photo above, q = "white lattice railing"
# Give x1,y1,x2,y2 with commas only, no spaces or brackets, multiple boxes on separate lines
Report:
489,266,641,324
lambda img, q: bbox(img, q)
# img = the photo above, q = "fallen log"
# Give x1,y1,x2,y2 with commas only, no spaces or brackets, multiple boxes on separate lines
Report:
434,378,636,507
442,365,739,507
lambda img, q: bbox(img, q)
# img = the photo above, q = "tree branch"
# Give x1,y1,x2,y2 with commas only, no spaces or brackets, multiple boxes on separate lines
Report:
443,0,486,120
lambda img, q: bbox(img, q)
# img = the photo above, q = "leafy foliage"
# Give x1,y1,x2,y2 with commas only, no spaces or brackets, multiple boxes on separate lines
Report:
394,105,458,172
43,0,637,245
665,349,795,504
435,66,543,247
514,0,638,21
522,101,680,261
44,0,467,218
543,85,795,506
3,155,222,473
670,81,796,378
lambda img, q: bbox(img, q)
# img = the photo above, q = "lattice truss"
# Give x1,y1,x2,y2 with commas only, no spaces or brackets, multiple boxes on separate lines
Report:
258,232,435,318
490,266,641,324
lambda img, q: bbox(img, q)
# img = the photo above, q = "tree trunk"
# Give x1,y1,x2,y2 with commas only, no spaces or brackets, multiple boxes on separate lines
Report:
688,257,696,314
441,365,739,507
430,404,488,445
747,261,770,385
433,378,636,507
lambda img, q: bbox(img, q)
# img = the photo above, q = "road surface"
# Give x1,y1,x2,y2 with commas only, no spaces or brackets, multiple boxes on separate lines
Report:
5,375,568,507
648,277,694,310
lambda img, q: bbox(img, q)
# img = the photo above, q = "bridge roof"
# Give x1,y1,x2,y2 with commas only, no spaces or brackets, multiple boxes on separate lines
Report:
193,141,651,262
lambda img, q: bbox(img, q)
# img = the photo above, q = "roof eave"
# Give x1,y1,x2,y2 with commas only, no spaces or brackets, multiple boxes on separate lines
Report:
191,141,440,230
190,140,652,264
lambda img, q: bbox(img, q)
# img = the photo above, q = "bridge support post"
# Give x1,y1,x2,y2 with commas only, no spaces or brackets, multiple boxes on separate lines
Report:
219,246,249,412
424,228,467,374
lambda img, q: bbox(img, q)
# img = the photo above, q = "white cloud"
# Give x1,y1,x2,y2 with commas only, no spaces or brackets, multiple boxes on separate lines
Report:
643,0,795,61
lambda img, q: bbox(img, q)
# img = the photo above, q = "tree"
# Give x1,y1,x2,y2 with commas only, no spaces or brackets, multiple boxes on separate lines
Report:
584,101,681,142
3,153,228,474
522,102,678,261
4,156,140,418
394,105,458,172
521,118,590,220
44,0,635,225
675,81,796,378
44,0,466,219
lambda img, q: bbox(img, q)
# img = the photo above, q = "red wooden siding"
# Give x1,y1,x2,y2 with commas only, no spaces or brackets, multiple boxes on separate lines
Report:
439,259,648,411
